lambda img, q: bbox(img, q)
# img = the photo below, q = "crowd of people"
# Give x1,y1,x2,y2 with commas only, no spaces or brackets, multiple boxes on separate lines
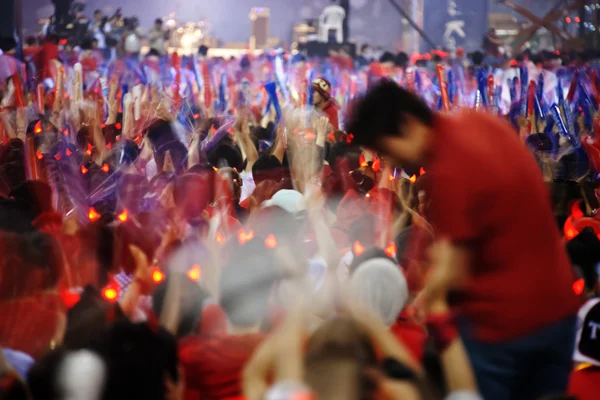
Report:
1,7,600,400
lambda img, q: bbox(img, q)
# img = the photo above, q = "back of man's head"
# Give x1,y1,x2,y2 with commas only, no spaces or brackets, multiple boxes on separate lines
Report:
345,80,434,150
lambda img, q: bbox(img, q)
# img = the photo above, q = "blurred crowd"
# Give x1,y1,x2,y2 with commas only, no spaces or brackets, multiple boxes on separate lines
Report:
0,9,600,400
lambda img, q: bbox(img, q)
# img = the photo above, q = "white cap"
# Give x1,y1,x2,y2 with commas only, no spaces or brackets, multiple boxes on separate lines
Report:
261,190,306,214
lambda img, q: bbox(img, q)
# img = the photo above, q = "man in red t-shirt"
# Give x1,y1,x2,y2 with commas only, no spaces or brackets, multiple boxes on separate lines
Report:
179,246,275,400
347,81,580,399
312,77,339,131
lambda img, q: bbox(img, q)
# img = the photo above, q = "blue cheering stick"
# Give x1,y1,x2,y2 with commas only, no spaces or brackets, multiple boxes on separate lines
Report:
536,73,549,116
219,73,228,113
414,68,423,93
274,52,290,102
264,82,282,140
520,65,528,116
534,94,545,121
509,77,518,104
550,104,577,149
476,68,488,106
307,69,315,107
447,69,455,105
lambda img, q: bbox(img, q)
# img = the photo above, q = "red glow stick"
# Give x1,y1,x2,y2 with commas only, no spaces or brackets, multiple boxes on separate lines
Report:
566,73,578,103
487,74,495,110
202,63,212,107
171,53,182,109
12,73,25,108
436,65,450,112
37,84,45,115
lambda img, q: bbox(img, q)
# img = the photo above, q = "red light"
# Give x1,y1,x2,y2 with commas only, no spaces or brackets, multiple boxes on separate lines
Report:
564,216,578,240
187,265,202,282
81,165,88,174
101,286,119,302
359,154,368,168
571,201,584,220
419,167,426,176
385,243,397,258
115,122,122,130
265,234,277,249
388,174,395,181
101,163,110,173
151,267,165,283
117,209,128,222
193,113,200,119
238,230,255,244
566,17,571,23
66,149,72,157
409,175,417,184
575,17,581,23
54,153,61,161
59,289,81,309
34,121,42,134
63,128,69,136
36,151,43,160
353,241,365,256
572,278,585,295
216,232,224,244
371,157,381,172
88,207,101,222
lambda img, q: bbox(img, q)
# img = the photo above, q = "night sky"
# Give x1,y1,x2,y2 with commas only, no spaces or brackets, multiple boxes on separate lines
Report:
22,0,552,49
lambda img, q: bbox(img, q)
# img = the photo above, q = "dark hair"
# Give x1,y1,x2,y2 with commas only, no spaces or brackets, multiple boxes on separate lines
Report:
395,51,409,68
345,80,434,149
379,51,395,64
252,155,284,185
198,45,209,57
208,143,244,171
99,321,179,400
155,18,163,25
471,51,484,66
567,227,600,291
146,48,161,58
27,348,66,400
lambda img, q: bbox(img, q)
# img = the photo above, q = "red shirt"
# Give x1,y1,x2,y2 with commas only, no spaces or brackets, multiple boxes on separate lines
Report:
390,312,427,362
424,111,579,342
179,333,264,400
322,100,339,131
568,366,600,400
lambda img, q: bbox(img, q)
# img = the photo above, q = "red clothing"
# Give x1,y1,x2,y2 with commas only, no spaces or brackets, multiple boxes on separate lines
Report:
179,333,264,400
321,100,339,131
390,312,427,362
424,111,579,342
0,293,63,359
568,366,600,400
34,42,59,81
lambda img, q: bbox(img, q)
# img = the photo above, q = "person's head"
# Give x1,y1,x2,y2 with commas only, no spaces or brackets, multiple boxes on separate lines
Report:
567,227,600,296
154,18,163,29
99,321,182,400
305,317,378,400
312,77,332,107
350,258,409,326
379,51,395,65
94,10,103,21
346,80,435,168
252,154,284,185
91,38,99,49
219,239,279,330
198,45,209,57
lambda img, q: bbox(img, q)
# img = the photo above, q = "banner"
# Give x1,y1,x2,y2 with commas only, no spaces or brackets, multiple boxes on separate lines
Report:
422,0,489,52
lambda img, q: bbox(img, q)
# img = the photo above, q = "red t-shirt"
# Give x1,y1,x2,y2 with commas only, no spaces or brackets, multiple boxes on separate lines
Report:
179,333,264,400
424,111,580,342
322,100,339,131
390,311,427,362
568,366,600,400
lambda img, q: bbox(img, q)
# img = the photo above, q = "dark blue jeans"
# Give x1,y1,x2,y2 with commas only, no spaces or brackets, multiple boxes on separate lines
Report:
459,316,576,400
